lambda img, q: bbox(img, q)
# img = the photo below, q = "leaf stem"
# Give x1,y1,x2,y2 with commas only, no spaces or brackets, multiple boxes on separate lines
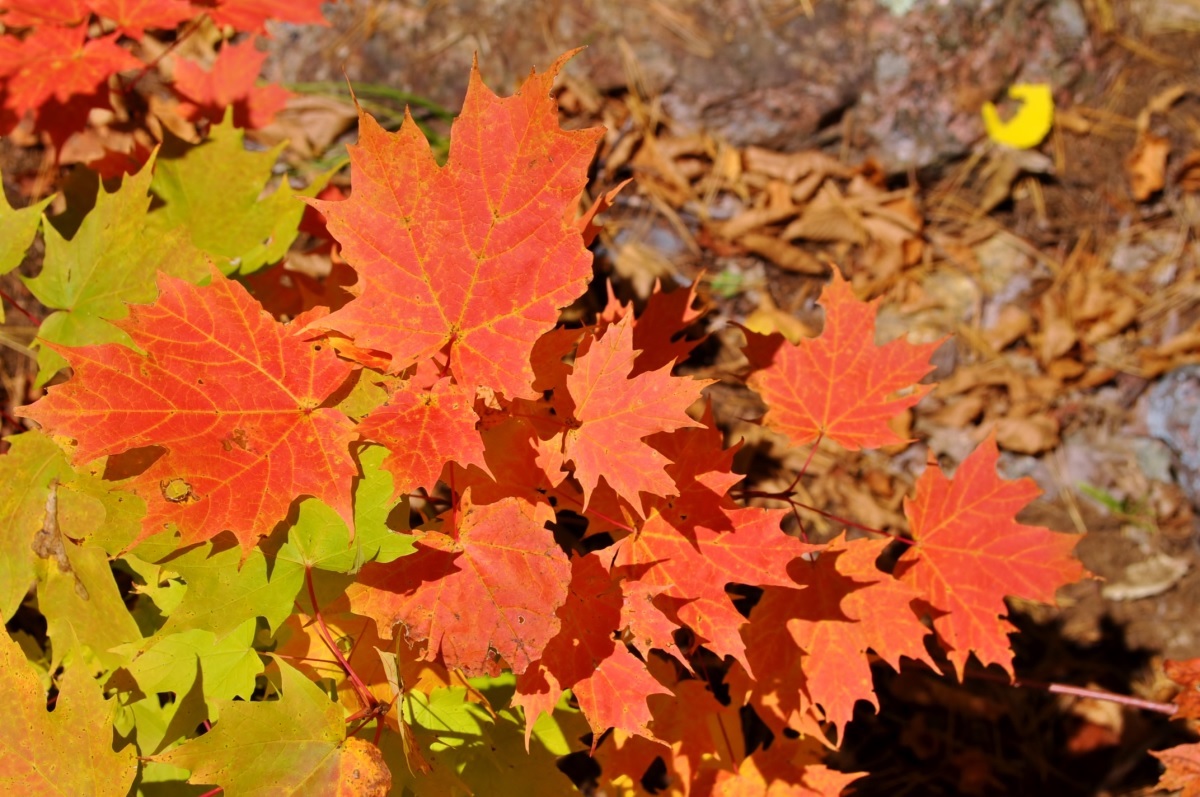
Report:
0,287,39,324
303,566,377,711
966,668,1178,715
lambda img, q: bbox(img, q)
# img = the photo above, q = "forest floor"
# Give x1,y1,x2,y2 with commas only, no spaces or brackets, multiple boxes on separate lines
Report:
3,0,1200,794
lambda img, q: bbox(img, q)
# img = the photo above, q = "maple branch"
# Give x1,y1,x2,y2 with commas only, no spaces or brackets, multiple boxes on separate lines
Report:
966,669,1178,715
196,789,223,797
739,489,915,545
302,567,377,711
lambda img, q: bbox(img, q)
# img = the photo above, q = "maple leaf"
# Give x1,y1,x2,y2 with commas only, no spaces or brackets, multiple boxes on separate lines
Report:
0,0,88,26
0,181,51,323
602,277,708,375
348,490,570,676
37,539,141,673
194,0,328,34
153,657,392,796
277,444,417,574
357,375,489,497
0,26,139,120
744,534,934,743
645,677,746,789
713,739,866,797
574,644,670,749
592,729,672,797
896,435,1087,678
307,51,603,399
24,153,209,385
0,630,138,795
560,314,713,514
116,619,262,722
1167,658,1200,721
515,553,669,747
89,0,194,37
613,508,817,671
19,267,358,551
1149,657,1200,796
149,113,329,274
142,535,304,642
0,432,76,621
1154,742,1200,797
746,269,940,450
173,38,292,129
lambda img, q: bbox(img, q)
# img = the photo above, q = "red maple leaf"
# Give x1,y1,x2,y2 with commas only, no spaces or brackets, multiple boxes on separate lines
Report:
0,27,139,120
896,435,1087,678
612,508,817,671
601,277,707,375
745,535,934,742
17,267,357,551
558,314,713,514
190,0,328,33
0,0,88,26
89,0,194,36
306,51,603,399
515,553,669,747
746,269,941,450
357,374,488,497
173,38,292,129
347,490,570,676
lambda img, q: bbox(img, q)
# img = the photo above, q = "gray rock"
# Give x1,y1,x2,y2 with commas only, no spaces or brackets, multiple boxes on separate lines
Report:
1145,365,1200,508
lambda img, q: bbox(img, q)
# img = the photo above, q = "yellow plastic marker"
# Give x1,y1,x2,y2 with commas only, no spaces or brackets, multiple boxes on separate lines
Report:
982,83,1055,149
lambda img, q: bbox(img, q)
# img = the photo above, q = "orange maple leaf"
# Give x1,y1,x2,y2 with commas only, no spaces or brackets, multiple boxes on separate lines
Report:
745,534,935,743
560,314,713,515
308,50,603,399
612,508,817,672
357,375,488,497
1154,742,1200,797
173,38,292,129
18,268,357,551
896,435,1088,678
746,269,940,450
516,553,669,747
0,26,139,120
347,490,570,677
90,0,194,37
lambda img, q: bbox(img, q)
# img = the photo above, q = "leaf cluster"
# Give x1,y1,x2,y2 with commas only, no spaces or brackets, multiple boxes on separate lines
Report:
0,47,1089,796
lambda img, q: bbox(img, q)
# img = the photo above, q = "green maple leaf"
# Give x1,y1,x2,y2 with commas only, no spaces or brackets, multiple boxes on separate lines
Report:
149,112,331,276
0,432,74,621
143,538,304,644
0,431,145,622
0,629,137,795
152,658,392,796
382,676,584,797
117,618,263,721
115,677,208,759
279,444,415,574
24,155,211,385
37,538,141,674
385,686,491,797
0,176,52,323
